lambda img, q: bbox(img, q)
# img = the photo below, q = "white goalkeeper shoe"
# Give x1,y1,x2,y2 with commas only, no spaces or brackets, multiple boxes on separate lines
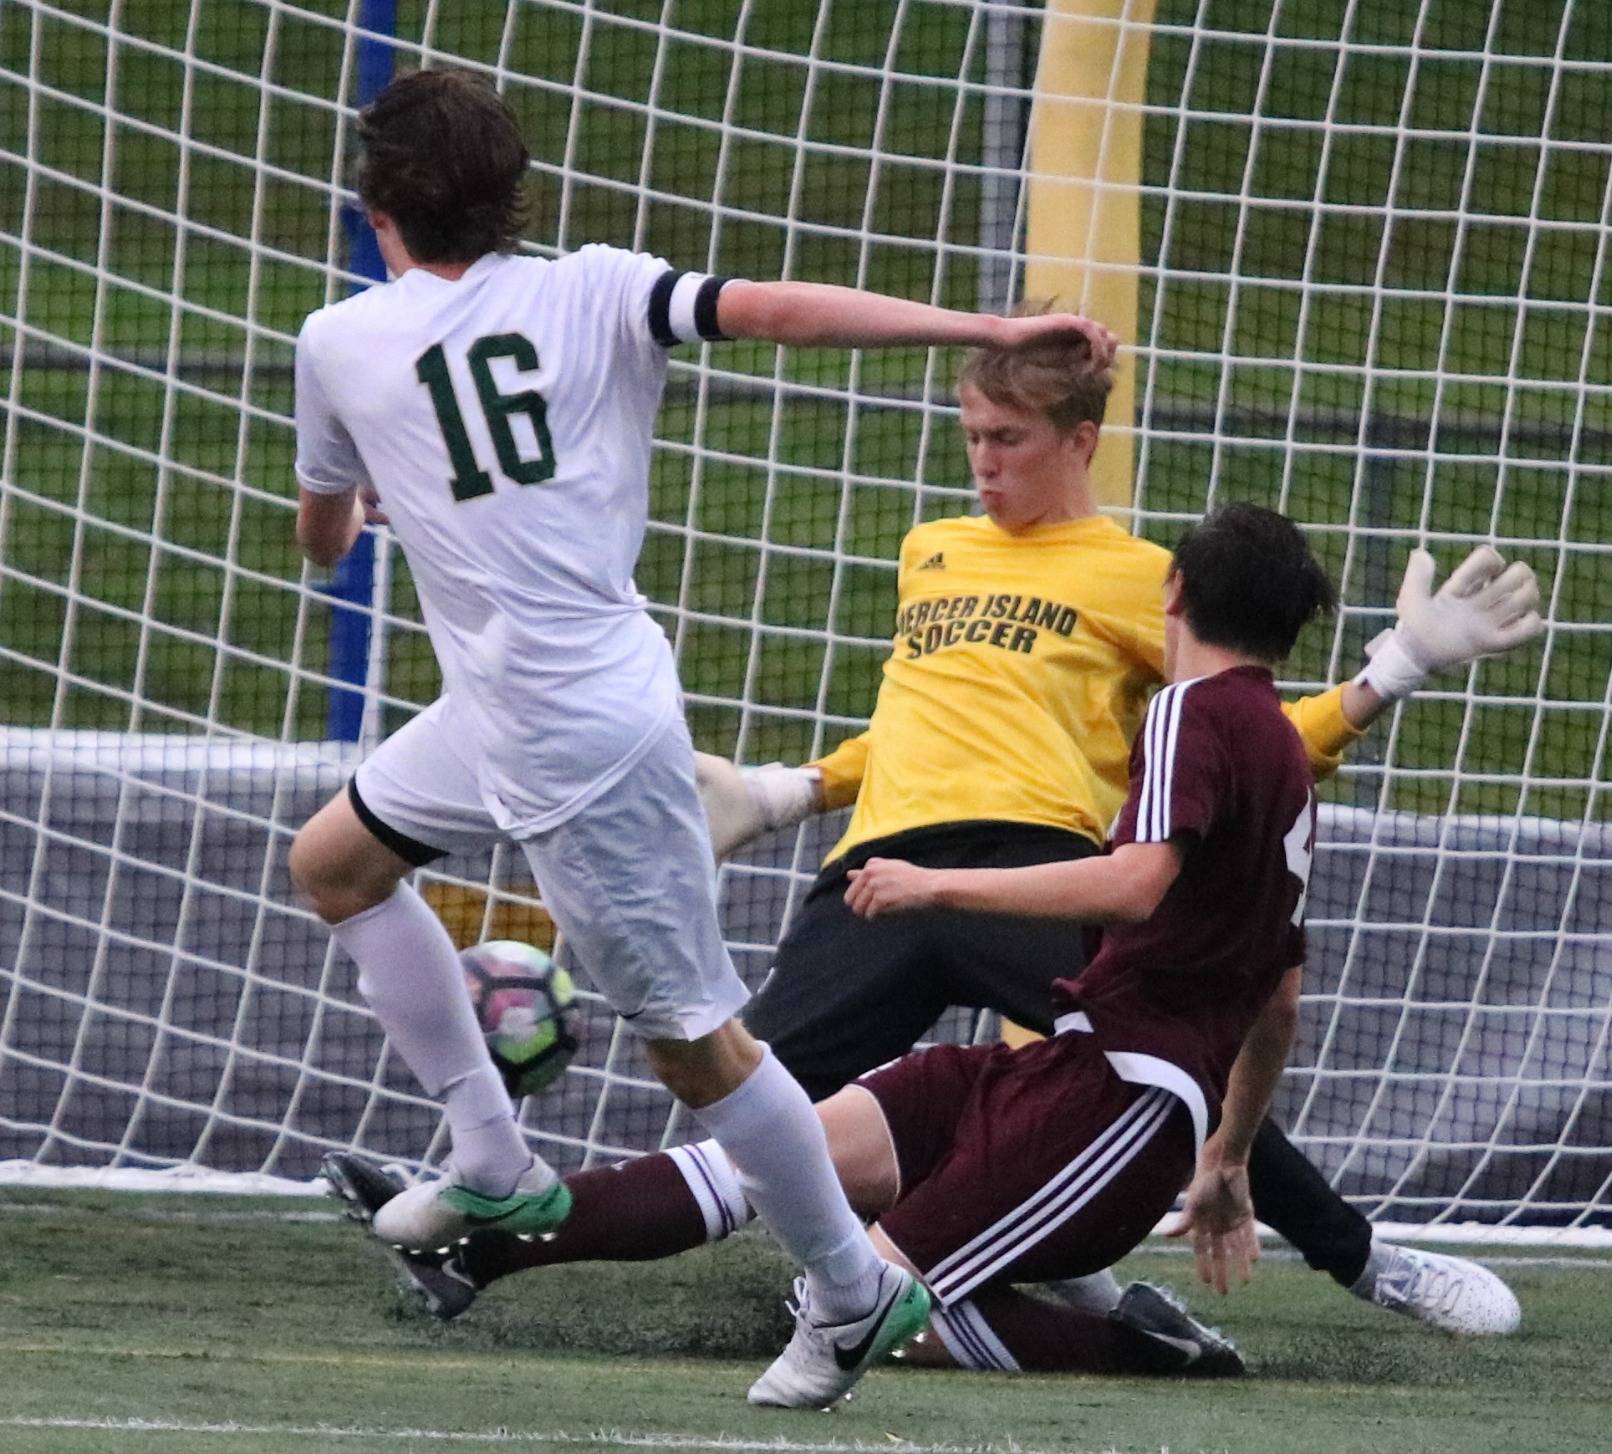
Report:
1354,1242,1521,1336
371,1158,571,1250
748,1265,931,1409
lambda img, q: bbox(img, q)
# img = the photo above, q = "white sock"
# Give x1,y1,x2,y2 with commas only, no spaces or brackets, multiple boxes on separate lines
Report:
1040,1268,1124,1315
691,1048,883,1320
665,1139,755,1241
333,883,533,1195
1350,1241,1392,1299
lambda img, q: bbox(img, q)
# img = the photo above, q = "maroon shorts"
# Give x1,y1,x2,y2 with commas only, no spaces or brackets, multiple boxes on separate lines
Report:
859,1033,1194,1307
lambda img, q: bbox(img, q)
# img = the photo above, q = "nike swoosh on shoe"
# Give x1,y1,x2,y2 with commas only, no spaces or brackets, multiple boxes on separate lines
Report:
831,1295,900,1371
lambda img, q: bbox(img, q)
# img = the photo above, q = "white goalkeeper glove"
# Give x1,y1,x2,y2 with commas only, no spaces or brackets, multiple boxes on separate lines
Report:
693,753,823,861
1356,545,1544,702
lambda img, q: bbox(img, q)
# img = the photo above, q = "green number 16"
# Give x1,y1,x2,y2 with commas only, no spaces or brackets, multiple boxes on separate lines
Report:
414,332,556,502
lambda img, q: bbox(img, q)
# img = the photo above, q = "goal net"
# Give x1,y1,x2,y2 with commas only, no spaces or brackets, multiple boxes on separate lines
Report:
2,0,1607,1231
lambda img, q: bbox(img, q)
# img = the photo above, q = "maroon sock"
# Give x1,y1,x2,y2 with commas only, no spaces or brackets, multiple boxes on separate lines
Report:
936,1287,1141,1374
462,1153,709,1286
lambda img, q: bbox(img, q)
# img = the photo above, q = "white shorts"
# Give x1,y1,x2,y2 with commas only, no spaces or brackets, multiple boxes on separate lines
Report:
351,697,749,1042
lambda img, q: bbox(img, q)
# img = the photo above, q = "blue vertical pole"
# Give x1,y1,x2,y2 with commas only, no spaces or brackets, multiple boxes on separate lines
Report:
325,0,397,741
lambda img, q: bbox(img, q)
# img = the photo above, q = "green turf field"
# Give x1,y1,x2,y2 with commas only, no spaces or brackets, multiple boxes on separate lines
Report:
1,1187,1608,1454
2,0,1608,813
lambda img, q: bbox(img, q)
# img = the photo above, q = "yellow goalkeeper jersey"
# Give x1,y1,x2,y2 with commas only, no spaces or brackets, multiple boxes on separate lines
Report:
810,511,1360,864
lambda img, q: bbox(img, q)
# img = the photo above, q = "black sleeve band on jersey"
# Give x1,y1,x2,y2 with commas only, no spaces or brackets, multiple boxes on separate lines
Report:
692,274,730,341
646,269,735,347
646,269,682,347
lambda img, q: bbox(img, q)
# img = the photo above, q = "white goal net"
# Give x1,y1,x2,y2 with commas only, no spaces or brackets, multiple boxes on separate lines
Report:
1,0,1607,1231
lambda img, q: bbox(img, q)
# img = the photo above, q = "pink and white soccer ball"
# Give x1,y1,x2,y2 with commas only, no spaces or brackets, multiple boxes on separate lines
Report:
460,940,578,1097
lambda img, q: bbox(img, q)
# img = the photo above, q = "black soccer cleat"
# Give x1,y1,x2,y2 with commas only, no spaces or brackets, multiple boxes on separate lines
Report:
320,1151,481,1321
1108,1281,1246,1378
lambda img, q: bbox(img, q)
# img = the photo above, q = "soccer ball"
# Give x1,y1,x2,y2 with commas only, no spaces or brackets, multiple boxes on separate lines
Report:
460,940,578,1098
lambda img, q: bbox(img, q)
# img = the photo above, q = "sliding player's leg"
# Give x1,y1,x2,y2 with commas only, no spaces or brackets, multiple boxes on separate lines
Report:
291,698,562,1236
522,715,927,1407
860,1035,1229,1368
323,1140,749,1319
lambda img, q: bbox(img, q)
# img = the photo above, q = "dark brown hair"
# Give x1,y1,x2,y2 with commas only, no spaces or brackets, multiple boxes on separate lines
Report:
957,302,1113,431
1170,503,1337,662
353,68,529,264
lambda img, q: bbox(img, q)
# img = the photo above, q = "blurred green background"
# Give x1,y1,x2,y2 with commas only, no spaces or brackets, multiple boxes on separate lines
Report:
2,0,1607,817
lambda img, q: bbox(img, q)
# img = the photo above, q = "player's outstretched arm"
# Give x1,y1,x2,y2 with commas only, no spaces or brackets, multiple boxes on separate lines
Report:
1167,966,1303,1294
844,839,1182,923
716,280,1117,364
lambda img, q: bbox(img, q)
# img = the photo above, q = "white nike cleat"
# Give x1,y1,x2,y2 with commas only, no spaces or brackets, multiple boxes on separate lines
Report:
371,1159,571,1250
1355,1242,1521,1336
748,1264,931,1409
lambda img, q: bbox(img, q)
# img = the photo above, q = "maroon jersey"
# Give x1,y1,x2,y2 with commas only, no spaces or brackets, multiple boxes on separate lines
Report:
1052,665,1315,1145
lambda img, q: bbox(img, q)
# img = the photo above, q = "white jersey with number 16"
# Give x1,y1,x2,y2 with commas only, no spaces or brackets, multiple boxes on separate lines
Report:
294,244,732,835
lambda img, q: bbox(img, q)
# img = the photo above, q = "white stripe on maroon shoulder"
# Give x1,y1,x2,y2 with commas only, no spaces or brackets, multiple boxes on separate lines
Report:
1136,677,1203,843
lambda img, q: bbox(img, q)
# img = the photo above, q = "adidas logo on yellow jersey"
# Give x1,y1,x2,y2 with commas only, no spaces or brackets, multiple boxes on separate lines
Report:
916,551,946,571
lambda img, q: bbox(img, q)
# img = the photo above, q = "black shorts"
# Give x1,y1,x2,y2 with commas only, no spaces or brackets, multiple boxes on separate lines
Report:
741,821,1100,1100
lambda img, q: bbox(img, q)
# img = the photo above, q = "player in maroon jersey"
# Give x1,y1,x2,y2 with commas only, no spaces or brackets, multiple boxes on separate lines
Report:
839,501,1329,1313
332,503,1468,1377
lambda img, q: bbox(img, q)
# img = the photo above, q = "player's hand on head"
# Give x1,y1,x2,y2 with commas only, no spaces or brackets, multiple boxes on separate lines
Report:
995,312,1118,369
1357,545,1544,702
1167,1161,1260,1296
844,858,940,918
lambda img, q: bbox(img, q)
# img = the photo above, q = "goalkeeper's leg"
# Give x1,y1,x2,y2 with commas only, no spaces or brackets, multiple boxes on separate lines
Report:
741,876,953,1102
1246,1118,1373,1288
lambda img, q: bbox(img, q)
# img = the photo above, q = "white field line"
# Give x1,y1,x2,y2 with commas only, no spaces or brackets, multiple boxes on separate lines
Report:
0,1418,1133,1454
0,1197,342,1224
1,1197,1607,1265
4,1166,1609,1251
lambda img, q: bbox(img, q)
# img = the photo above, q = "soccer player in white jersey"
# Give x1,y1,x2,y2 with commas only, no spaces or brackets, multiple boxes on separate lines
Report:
287,68,1116,1408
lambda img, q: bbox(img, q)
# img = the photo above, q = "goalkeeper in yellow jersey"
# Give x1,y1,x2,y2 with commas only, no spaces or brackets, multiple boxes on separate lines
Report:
695,327,1541,1341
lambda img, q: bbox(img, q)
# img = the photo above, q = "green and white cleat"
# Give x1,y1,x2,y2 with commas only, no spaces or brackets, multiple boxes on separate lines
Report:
748,1264,931,1409
371,1159,571,1250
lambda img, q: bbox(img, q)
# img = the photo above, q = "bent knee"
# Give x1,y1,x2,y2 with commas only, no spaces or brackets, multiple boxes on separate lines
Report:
289,825,396,924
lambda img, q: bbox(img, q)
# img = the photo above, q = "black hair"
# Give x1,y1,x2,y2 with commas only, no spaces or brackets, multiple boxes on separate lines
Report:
1170,503,1337,662
353,68,529,264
